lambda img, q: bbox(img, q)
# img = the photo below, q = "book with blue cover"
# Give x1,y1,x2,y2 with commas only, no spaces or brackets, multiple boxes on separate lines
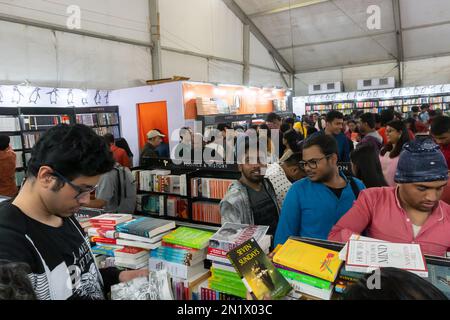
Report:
116,217,176,239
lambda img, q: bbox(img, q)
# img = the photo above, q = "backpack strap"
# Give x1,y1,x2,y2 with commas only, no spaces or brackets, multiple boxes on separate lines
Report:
115,167,122,207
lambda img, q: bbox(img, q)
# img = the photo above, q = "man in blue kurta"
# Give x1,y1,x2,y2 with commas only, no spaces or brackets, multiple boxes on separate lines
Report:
274,134,365,246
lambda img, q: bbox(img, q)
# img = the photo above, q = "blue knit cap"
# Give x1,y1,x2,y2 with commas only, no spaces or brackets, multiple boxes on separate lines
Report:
395,138,449,183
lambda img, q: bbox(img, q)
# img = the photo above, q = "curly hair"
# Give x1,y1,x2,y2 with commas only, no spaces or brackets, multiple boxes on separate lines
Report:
27,124,115,181
0,261,36,300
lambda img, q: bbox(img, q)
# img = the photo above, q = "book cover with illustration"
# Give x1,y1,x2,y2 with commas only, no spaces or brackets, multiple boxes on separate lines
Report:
273,239,342,282
227,238,292,300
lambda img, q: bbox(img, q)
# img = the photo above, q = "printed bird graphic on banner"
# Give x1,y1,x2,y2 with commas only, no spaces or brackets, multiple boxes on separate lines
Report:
104,91,110,105
82,91,89,106
0,88,3,103
12,86,24,104
94,90,102,105
67,89,74,105
47,88,59,105
29,87,41,104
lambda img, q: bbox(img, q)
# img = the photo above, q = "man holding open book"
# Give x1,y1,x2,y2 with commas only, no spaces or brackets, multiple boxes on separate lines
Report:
329,138,450,257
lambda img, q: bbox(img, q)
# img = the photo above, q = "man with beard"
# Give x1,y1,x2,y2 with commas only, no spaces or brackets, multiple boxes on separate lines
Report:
0,125,147,300
329,139,450,257
220,140,279,237
274,134,365,246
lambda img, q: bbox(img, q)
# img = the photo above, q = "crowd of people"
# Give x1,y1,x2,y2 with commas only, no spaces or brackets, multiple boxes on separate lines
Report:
220,106,450,259
0,103,450,300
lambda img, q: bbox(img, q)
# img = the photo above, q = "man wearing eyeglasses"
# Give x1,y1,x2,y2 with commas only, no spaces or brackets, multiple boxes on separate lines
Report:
0,125,147,300
274,134,365,246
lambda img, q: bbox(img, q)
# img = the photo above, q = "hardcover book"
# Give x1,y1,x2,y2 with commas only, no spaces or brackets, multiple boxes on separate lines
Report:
345,240,428,277
209,223,269,252
227,238,292,300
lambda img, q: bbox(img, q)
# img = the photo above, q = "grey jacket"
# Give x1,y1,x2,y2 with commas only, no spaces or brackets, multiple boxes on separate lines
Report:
220,179,280,225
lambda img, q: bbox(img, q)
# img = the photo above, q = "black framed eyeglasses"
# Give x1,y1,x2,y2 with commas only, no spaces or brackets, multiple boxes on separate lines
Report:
51,170,97,201
299,155,333,170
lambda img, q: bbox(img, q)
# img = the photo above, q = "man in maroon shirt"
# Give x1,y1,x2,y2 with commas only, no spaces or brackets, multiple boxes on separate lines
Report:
431,116,450,168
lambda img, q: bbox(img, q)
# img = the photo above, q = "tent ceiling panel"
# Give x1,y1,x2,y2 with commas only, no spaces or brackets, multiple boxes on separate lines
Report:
400,0,450,29
403,25,450,59
289,33,397,71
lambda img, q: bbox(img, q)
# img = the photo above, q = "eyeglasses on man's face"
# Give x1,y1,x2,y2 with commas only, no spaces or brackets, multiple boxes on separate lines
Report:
51,170,97,201
299,155,332,170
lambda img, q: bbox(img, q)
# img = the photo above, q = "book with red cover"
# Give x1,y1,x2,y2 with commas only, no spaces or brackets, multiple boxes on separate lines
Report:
90,236,117,245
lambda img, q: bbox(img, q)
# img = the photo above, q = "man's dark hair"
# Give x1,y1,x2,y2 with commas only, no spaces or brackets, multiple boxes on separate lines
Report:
0,261,36,300
303,133,338,157
374,114,382,124
103,133,115,145
380,109,395,126
27,124,115,181
360,113,376,129
0,135,10,151
217,123,231,132
266,112,281,123
342,267,447,300
412,106,420,113
421,104,430,111
325,111,344,123
283,118,295,126
431,116,450,136
283,152,303,167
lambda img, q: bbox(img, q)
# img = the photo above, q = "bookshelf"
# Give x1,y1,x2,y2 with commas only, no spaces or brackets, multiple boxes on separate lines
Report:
75,106,121,139
134,158,240,228
304,93,450,116
197,112,294,130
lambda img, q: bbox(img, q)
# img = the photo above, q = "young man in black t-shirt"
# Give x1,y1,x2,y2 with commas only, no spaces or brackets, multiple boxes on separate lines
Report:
0,124,147,300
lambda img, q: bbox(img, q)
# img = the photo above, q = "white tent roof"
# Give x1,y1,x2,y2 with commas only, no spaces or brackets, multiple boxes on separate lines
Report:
234,0,450,73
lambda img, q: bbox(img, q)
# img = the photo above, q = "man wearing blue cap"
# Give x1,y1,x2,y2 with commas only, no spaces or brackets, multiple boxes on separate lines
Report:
329,138,450,257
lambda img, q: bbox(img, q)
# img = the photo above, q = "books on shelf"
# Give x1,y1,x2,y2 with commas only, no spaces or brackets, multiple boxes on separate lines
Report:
192,202,220,224
191,178,236,199
226,238,292,300
163,227,215,250
93,126,120,139
15,171,25,187
345,239,428,277
115,216,176,239
0,117,20,132
273,239,342,283
15,151,23,168
23,132,43,149
138,194,189,219
134,170,187,196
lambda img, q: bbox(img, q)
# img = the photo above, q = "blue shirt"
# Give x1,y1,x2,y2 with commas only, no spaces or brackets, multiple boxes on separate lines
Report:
309,131,350,162
274,172,365,246
155,143,170,158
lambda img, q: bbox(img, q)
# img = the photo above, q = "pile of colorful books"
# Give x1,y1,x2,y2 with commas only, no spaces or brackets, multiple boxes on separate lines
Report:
149,226,214,300
205,223,272,299
89,214,176,270
273,239,342,300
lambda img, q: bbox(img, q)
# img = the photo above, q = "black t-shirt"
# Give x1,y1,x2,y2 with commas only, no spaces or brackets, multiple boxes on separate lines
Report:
327,186,345,199
0,202,113,300
246,185,279,236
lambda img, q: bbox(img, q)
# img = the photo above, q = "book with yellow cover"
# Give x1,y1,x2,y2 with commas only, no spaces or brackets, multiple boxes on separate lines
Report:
273,239,342,282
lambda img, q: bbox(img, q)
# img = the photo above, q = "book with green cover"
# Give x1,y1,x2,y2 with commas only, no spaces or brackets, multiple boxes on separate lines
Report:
227,238,292,300
208,278,247,299
162,227,215,249
277,268,331,290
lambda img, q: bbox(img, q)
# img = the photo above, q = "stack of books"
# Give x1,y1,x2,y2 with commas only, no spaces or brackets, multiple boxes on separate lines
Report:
273,239,343,300
206,223,271,299
115,216,176,251
88,214,133,246
114,247,149,270
74,207,105,233
149,227,213,282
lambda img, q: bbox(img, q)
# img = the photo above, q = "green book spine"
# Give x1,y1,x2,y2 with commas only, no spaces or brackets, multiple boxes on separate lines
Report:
211,268,241,281
278,268,331,290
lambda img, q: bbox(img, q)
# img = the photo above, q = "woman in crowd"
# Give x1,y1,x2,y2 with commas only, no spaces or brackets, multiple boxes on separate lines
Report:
379,120,411,187
350,144,388,188
280,129,303,162
115,138,134,166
